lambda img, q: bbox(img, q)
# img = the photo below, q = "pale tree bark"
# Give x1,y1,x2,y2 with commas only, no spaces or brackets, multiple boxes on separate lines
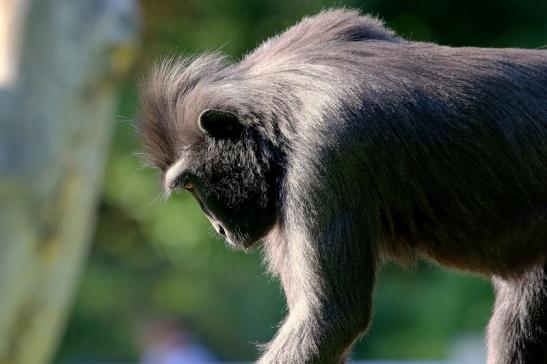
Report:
0,1,139,363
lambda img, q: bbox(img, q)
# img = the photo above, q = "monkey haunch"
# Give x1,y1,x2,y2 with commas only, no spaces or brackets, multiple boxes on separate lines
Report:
139,9,547,364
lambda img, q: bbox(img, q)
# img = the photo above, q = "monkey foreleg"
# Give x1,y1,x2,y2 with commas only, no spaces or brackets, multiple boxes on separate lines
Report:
487,263,547,364
257,301,366,364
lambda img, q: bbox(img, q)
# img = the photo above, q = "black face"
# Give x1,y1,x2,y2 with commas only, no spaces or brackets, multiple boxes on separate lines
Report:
163,109,279,249
187,176,277,249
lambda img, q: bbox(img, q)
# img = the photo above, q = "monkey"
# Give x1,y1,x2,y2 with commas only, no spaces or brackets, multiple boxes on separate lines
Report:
138,9,547,364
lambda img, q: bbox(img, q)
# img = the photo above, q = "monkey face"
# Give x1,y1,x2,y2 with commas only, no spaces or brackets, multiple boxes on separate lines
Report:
138,57,281,249
183,171,277,250
155,109,279,250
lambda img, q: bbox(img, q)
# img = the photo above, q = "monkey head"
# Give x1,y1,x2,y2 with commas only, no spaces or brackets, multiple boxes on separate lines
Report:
138,56,280,249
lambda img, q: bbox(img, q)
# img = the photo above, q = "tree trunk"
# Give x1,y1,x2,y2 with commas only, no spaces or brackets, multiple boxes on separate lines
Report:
0,1,139,363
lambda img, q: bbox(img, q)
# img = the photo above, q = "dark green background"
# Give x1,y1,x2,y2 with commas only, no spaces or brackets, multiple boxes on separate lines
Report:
55,0,547,361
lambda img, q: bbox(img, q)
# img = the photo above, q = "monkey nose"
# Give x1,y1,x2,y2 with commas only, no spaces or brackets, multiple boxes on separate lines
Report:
217,224,226,236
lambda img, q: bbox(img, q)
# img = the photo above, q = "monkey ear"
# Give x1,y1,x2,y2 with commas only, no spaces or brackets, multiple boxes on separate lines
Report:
198,109,245,139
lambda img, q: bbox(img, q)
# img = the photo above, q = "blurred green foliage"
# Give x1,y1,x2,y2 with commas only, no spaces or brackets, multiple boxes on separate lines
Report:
55,0,546,362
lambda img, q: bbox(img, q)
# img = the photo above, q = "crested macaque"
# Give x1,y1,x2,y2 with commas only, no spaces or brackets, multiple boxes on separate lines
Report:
138,9,547,364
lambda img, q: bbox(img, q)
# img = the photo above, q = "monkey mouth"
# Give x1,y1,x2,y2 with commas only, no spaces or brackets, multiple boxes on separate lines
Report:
226,234,259,251
217,224,259,251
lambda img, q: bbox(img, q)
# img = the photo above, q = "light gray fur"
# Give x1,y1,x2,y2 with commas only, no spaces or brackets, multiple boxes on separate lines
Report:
139,9,547,363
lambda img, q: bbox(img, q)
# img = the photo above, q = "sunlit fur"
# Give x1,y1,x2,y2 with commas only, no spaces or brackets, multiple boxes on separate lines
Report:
139,9,547,363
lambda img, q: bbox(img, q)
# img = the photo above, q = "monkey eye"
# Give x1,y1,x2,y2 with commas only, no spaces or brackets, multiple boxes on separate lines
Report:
165,165,196,192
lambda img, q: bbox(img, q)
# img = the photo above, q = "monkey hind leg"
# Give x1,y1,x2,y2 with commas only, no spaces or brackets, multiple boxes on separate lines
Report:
487,263,547,364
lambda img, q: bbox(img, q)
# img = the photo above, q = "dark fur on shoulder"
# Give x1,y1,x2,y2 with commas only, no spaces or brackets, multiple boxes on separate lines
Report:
139,9,547,363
